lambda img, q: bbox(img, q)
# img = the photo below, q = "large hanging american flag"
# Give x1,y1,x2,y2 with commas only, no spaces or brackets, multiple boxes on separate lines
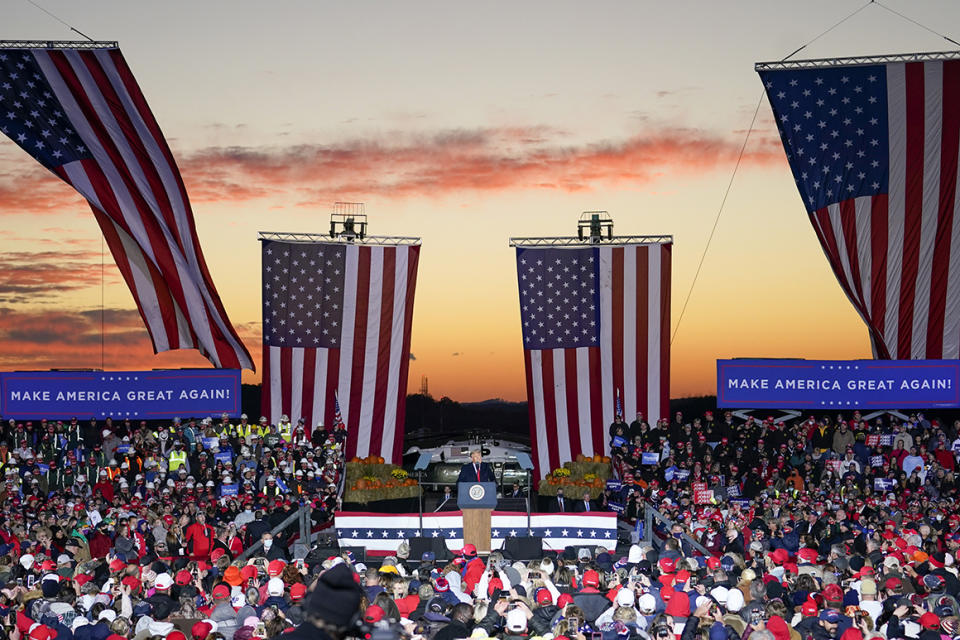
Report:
758,54,960,359
514,243,671,480
261,239,420,463
0,45,252,370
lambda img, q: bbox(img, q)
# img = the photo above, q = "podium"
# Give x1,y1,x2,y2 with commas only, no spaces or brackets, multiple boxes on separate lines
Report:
457,482,497,553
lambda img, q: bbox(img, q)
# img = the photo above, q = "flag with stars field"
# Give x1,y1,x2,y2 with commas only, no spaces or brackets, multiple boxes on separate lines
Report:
261,239,420,463
0,45,252,370
515,244,671,482
758,53,960,360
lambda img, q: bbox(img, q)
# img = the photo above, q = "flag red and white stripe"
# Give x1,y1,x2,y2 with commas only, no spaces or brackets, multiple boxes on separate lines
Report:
261,242,420,463
2,47,253,370
760,57,960,360
518,243,671,479
812,60,960,359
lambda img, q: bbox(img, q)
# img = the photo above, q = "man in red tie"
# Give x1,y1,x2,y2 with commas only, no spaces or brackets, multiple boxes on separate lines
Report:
457,450,496,483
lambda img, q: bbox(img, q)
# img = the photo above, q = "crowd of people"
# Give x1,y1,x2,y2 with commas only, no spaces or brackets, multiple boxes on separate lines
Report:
0,408,959,640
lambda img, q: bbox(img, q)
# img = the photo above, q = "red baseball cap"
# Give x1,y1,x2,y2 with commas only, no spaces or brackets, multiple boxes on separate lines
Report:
267,559,286,577
190,622,212,640
290,583,307,601
658,557,676,574
582,570,600,588
364,605,385,624
460,544,477,557
212,584,230,600
536,588,553,605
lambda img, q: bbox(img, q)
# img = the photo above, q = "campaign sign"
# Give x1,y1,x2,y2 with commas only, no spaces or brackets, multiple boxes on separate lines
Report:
641,452,659,465
0,370,242,419
717,359,960,409
694,488,714,505
201,437,219,450
874,478,896,491
606,480,622,492
214,451,232,465
220,484,239,497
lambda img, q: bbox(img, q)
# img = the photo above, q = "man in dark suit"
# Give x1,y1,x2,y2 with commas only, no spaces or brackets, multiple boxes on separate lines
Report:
574,489,595,512
551,489,569,513
456,450,496,483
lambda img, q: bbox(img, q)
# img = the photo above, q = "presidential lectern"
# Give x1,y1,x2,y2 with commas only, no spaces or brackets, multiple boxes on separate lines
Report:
457,482,497,553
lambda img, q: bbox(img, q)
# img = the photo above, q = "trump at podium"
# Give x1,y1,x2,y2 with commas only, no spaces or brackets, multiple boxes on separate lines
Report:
457,449,496,483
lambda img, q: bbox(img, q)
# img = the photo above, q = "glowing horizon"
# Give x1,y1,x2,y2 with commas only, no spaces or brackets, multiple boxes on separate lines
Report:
1,0,953,408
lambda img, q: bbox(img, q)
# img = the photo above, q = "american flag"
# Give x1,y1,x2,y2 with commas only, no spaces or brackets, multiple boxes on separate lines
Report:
0,46,252,370
759,55,960,360
335,511,617,555
260,239,420,463
515,244,671,480
334,391,346,430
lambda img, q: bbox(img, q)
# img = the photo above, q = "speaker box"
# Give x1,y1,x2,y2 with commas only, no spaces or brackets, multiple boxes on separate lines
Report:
408,536,452,561
503,536,543,560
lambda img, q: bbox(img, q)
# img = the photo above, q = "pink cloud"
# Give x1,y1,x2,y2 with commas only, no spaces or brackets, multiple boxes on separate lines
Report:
0,125,785,214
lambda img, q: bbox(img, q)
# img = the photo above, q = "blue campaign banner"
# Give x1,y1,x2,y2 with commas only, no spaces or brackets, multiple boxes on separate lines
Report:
0,370,241,419
214,451,232,465
220,484,239,497
641,452,659,465
717,359,960,409
115,444,133,454
606,479,622,492
874,478,896,491
201,437,219,450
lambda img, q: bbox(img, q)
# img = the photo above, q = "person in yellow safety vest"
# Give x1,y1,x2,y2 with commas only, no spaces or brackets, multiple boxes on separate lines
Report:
277,415,293,443
257,417,271,439
168,441,190,474
218,412,233,438
262,475,282,497
105,459,122,481
235,414,253,443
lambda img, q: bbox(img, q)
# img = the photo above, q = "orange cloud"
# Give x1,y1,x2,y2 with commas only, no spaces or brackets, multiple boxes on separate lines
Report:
179,127,785,206
0,126,785,214
0,164,86,214
0,250,122,303
0,307,262,372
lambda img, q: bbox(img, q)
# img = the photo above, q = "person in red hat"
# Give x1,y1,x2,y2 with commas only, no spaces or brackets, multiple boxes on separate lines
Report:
459,544,485,594
572,569,608,625
184,512,216,561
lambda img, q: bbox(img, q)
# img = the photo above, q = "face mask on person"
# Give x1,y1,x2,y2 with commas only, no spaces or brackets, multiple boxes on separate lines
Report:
263,539,273,550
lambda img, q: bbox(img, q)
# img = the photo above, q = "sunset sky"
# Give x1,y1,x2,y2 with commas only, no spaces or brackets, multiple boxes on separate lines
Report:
2,0,959,403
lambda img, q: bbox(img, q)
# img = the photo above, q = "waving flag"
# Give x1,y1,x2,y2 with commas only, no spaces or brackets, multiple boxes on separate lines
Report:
514,243,671,481
261,239,420,463
758,53,960,359
334,391,346,430
0,44,252,370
